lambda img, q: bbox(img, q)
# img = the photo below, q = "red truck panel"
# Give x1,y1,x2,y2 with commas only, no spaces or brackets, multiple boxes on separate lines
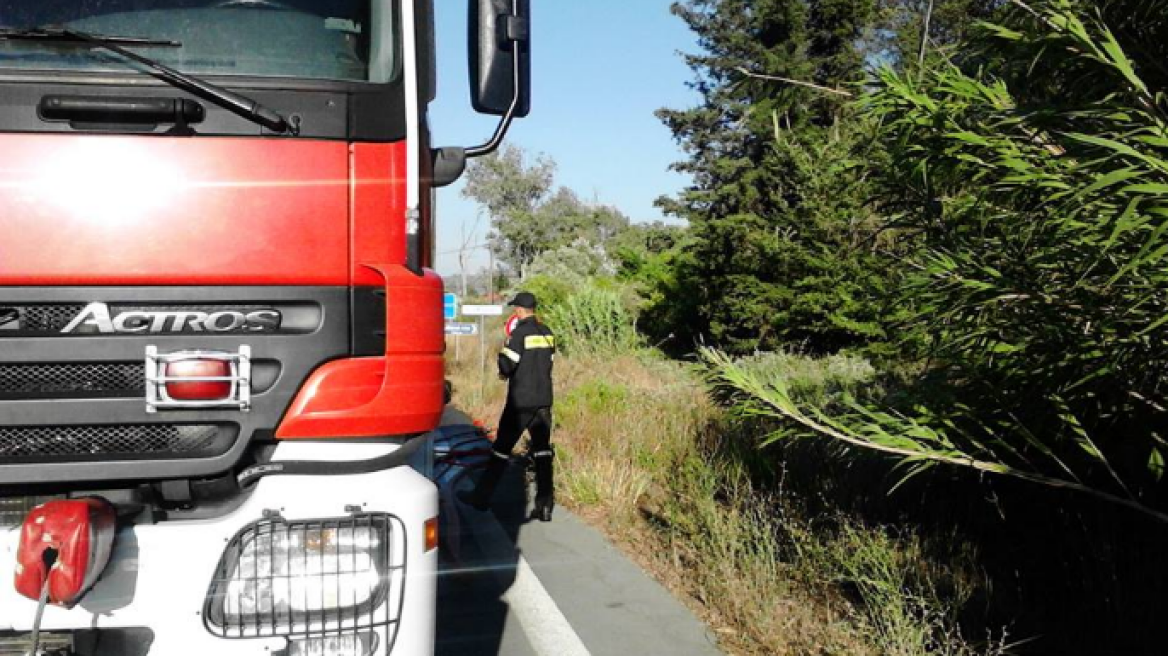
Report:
277,266,446,439
271,144,445,439
0,134,440,439
351,142,409,286
0,135,354,286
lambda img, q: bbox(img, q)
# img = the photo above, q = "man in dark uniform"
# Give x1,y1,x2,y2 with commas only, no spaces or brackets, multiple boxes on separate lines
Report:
458,291,557,521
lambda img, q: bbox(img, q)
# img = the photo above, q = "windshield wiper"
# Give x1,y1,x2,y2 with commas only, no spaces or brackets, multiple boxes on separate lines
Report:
0,27,182,47
0,27,294,135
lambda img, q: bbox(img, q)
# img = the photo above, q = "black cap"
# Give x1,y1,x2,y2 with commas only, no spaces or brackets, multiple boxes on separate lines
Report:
507,292,538,309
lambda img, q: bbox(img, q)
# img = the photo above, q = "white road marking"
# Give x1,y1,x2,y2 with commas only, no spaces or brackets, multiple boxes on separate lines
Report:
503,556,592,656
460,502,592,656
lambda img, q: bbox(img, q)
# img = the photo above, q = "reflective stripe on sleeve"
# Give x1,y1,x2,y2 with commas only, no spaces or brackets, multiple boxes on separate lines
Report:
502,348,522,363
525,335,555,349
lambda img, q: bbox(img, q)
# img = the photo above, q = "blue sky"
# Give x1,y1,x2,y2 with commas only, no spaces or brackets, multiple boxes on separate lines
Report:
429,1,701,276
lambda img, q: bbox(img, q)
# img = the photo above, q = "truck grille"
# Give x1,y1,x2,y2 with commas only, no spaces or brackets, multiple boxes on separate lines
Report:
0,495,58,528
0,424,233,462
0,634,73,655
0,363,144,400
0,630,152,655
4,304,83,332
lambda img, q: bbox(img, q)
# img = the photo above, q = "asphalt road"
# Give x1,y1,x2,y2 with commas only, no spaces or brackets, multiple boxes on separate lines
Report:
435,413,723,656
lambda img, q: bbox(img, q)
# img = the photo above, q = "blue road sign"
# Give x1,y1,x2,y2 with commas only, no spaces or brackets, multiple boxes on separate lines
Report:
445,322,478,336
443,293,459,321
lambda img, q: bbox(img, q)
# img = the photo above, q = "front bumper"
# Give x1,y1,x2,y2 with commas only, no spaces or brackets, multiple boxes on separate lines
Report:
0,442,437,655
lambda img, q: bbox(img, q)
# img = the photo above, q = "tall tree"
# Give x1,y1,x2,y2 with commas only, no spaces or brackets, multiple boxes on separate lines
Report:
655,0,896,355
462,144,554,222
462,145,555,276
875,0,1002,67
463,145,631,277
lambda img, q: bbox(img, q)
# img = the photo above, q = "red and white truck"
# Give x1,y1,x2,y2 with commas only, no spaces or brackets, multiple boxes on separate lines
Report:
0,1,530,654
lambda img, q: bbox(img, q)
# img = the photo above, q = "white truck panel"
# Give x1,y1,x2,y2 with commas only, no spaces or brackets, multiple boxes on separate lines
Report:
0,442,437,655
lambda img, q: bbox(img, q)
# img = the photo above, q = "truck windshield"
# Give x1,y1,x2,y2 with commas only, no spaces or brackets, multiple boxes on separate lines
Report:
0,0,396,83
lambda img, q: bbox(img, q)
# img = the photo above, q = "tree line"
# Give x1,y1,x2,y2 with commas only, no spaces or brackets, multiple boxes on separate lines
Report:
657,0,1168,519
463,1,1168,649
467,0,1168,508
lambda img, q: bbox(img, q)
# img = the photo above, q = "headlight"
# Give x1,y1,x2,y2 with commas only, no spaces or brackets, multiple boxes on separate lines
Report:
204,515,402,639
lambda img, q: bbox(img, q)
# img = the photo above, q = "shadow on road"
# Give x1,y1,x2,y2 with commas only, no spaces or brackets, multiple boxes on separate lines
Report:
435,409,535,656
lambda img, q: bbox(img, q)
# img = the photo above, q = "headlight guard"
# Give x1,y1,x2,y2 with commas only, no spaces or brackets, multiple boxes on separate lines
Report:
203,513,407,642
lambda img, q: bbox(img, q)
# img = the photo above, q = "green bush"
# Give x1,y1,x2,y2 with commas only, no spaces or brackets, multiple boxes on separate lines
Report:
543,284,642,356
861,0,1168,510
520,274,576,310
731,351,877,405
698,0,1168,526
560,378,631,417
526,241,615,282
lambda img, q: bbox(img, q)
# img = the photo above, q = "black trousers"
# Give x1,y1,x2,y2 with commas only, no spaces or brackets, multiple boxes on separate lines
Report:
493,405,552,457
478,405,554,501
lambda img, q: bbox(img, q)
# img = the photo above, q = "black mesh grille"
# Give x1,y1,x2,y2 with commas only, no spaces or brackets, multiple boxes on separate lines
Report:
20,304,84,332
0,425,232,462
0,363,144,399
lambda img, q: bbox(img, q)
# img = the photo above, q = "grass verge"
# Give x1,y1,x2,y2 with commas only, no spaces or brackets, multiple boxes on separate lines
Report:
446,333,1003,655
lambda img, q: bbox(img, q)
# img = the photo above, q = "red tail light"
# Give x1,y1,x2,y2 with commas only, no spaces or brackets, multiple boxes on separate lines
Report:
165,359,232,400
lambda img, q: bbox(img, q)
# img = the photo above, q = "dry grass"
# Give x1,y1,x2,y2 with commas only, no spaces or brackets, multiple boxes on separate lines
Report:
445,333,1002,656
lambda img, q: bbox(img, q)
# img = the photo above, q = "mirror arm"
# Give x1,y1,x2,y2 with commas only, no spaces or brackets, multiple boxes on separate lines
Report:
466,1,526,159
464,91,516,158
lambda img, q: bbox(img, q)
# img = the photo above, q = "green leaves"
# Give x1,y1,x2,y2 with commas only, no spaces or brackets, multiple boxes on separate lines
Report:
463,146,633,276
1150,448,1165,482
544,284,643,357
653,0,916,357
662,0,1168,521
728,0,1168,517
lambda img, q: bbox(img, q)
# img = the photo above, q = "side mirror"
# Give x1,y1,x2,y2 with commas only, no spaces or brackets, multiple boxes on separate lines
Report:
470,0,530,118
433,0,531,186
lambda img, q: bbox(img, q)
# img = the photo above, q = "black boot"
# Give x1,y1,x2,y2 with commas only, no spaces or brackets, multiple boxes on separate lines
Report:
532,448,555,522
532,495,554,522
458,456,507,511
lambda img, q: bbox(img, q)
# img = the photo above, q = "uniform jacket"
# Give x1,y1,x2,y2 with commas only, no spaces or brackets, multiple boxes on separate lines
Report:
498,317,555,409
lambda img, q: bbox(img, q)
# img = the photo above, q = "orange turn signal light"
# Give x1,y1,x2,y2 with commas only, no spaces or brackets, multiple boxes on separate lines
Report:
424,517,439,553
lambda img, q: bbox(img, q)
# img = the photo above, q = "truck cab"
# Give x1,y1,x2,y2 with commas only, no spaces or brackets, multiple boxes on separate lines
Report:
0,1,529,654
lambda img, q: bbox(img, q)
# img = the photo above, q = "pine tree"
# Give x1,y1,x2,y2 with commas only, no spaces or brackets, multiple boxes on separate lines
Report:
654,0,893,355
877,0,1002,67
